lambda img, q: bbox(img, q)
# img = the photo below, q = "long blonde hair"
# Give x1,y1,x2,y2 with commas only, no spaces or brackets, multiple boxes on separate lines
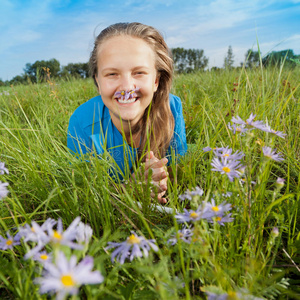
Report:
89,22,175,161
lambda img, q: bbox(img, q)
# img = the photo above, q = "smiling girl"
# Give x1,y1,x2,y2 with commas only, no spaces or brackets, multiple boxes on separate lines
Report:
67,22,187,203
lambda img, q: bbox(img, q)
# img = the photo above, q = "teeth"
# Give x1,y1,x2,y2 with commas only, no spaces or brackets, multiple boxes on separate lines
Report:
117,98,136,104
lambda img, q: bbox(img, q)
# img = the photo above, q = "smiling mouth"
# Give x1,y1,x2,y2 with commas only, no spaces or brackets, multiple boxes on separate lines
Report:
115,97,139,104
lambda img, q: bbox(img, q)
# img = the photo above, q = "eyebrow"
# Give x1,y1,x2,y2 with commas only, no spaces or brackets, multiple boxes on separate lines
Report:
101,66,151,72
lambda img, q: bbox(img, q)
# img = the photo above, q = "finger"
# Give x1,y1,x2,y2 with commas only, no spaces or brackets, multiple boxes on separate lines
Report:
151,168,168,181
146,157,168,170
145,151,154,161
145,156,160,170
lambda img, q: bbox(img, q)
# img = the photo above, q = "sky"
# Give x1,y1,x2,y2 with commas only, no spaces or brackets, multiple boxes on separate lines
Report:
0,0,299,81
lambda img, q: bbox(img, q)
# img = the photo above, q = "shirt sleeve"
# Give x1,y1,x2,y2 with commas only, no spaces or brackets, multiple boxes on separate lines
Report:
168,95,188,158
67,113,91,156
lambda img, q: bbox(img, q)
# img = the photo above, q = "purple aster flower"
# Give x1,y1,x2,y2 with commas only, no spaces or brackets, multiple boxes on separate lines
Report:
33,251,52,264
262,146,284,162
25,217,83,259
203,146,213,152
106,232,158,264
276,177,285,187
0,232,21,250
114,88,140,101
167,227,193,245
211,157,243,182
263,125,286,139
271,227,279,237
0,162,9,175
213,147,245,161
35,251,103,300
175,204,211,223
227,123,249,134
19,218,56,244
0,181,9,199
211,213,234,226
75,222,93,245
205,199,232,217
178,186,204,201
231,113,267,131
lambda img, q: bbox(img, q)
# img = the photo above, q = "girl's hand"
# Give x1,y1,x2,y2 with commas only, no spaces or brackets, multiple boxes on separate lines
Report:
144,151,168,204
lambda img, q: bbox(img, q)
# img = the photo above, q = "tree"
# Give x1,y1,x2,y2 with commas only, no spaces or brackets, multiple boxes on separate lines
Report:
61,63,89,79
244,49,260,68
24,58,60,83
224,46,234,69
262,49,298,68
171,48,208,73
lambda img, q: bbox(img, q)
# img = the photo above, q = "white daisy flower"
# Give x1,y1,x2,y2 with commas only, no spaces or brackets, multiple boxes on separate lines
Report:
35,251,103,300
106,232,158,264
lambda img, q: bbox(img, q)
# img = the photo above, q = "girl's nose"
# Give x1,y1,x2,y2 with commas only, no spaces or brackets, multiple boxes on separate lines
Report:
119,75,135,91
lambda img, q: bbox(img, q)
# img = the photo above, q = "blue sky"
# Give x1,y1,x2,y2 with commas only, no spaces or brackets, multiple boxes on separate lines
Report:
1,0,299,80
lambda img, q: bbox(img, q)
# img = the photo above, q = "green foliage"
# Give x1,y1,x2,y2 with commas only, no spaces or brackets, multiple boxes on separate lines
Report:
224,46,234,69
0,65,299,299
171,47,209,73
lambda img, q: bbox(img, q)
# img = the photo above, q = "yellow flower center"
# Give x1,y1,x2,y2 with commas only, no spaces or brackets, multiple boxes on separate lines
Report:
6,239,13,246
236,127,242,132
40,254,48,260
190,212,198,219
53,231,62,240
212,206,219,212
121,91,125,95
216,217,222,221
31,227,35,232
222,167,231,173
223,154,229,157
127,234,141,245
228,291,238,299
61,274,75,287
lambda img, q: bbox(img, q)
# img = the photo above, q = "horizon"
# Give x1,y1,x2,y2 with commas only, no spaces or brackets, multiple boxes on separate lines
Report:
1,0,299,81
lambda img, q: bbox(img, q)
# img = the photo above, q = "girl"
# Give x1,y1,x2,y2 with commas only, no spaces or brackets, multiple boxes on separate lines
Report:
67,22,187,203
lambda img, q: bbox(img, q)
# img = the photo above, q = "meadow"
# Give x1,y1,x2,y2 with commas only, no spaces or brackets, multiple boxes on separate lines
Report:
0,65,299,299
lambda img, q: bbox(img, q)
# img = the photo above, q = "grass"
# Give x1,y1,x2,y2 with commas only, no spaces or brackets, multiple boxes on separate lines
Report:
0,65,299,299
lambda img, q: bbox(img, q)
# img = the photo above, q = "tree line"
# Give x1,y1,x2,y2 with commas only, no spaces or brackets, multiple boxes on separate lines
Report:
0,48,299,86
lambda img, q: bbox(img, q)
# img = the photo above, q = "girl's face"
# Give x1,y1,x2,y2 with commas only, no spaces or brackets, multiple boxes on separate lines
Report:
95,35,159,132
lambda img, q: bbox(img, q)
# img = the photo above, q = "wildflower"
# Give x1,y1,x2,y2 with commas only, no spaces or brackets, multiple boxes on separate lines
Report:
0,232,21,250
227,123,249,134
0,162,9,175
178,186,204,201
167,227,193,245
19,218,56,244
25,217,83,259
271,227,279,237
114,88,139,101
212,213,234,226
0,181,9,199
211,157,243,182
262,146,284,162
231,113,267,131
175,204,210,223
263,125,286,139
205,290,264,300
35,251,103,300
213,147,244,161
276,177,285,189
205,199,232,217
75,222,93,245
106,232,158,264
33,251,52,264
203,146,212,152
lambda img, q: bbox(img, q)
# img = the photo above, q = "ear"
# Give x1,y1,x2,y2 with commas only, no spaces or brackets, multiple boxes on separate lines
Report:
154,73,160,92
94,75,101,94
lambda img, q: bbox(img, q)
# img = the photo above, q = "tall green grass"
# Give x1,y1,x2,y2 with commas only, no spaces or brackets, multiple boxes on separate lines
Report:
0,65,299,299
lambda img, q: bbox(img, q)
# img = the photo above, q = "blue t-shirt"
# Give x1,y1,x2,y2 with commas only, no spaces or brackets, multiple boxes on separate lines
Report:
67,94,187,179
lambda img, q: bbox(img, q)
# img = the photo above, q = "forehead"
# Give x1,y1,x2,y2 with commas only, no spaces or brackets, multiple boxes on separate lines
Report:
97,35,156,68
